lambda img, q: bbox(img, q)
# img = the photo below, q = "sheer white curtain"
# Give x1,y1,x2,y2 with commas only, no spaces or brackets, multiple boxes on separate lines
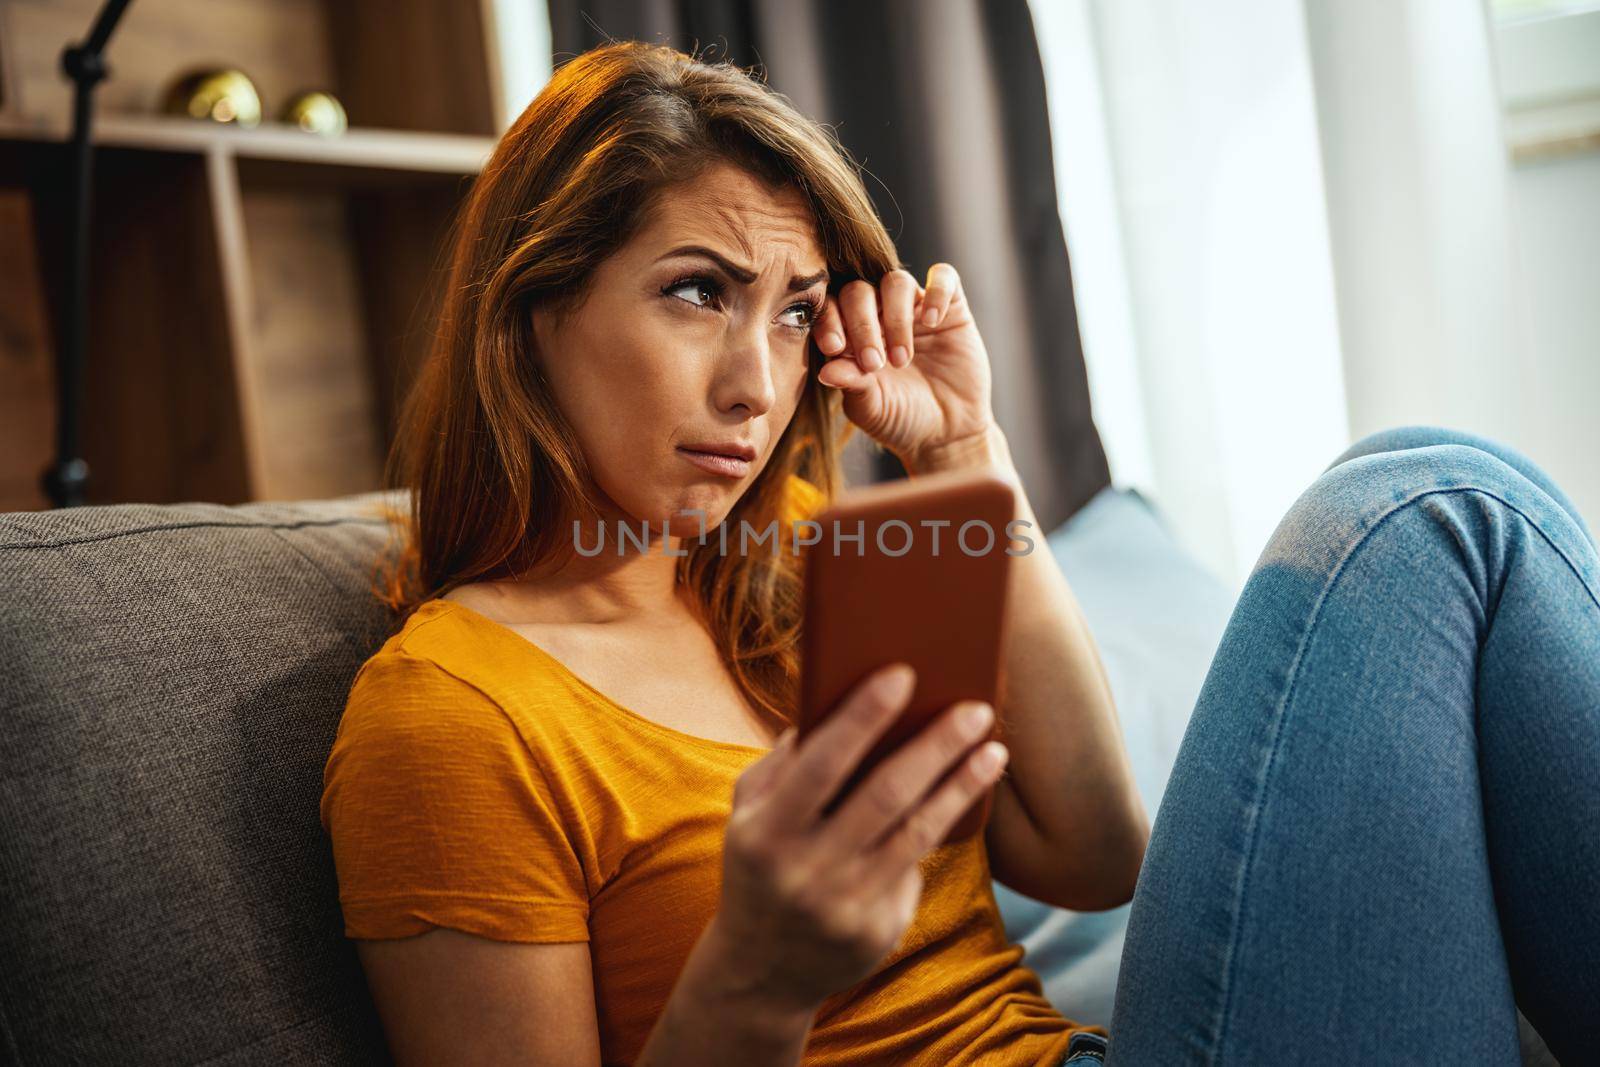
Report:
1303,0,1524,450
1028,0,1349,587
1026,0,1587,587
1308,0,1600,536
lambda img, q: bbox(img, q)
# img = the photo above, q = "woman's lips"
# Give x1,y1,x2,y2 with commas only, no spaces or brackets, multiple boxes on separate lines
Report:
676,447,752,478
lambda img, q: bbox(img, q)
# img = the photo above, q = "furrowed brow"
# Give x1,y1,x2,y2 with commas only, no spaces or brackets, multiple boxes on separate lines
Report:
662,245,828,293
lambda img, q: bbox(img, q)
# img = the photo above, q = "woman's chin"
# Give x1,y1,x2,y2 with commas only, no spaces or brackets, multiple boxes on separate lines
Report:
662,498,734,539
630,485,737,539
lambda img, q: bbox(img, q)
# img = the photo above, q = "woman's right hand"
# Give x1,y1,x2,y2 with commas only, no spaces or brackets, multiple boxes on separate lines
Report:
708,663,1010,1018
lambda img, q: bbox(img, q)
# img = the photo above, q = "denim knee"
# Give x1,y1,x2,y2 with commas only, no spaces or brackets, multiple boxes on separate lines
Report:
1259,444,1551,581
1322,426,1594,550
1328,424,1508,473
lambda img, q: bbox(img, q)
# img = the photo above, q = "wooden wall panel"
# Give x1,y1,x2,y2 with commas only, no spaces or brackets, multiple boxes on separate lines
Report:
238,186,384,501
58,149,252,505
324,0,496,135
0,0,337,125
347,183,464,451
0,188,54,511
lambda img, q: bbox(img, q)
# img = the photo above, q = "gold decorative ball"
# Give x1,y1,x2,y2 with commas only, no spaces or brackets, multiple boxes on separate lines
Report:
161,68,262,127
281,90,348,137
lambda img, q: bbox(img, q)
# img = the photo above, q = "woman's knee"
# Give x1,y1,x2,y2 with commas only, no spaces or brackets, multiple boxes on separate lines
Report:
1262,444,1535,579
1323,425,1593,549
1218,427,1590,656
1328,424,1509,472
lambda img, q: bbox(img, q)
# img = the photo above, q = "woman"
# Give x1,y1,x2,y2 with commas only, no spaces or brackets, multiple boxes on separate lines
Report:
319,41,1598,1066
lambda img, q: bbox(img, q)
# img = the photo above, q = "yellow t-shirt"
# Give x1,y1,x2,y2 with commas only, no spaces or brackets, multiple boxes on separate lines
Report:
320,477,1106,1065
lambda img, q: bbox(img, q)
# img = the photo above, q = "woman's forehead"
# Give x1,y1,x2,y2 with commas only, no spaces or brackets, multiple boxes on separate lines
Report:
642,167,825,267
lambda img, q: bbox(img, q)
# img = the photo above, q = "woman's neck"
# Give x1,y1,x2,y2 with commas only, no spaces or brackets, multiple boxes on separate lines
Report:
484,539,697,627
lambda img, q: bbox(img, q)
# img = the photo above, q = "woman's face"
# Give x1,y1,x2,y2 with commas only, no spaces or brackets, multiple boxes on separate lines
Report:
533,161,829,536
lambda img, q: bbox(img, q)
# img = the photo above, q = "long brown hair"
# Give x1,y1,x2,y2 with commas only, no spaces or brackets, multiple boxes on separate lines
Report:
372,40,900,728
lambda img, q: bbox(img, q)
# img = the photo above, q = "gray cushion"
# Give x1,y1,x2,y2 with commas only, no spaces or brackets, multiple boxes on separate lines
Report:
0,493,403,1065
994,487,1236,1028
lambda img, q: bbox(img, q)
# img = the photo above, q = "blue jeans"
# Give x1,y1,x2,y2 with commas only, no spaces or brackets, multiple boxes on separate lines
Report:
1102,427,1599,1064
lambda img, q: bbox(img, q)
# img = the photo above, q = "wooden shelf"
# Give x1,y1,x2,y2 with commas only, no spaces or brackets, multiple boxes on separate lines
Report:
0,0,509,510
0,113,495,176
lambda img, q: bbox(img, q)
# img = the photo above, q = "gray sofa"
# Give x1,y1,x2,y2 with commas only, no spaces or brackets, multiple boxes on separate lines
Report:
0,493,1562,1065
1,494,401,1065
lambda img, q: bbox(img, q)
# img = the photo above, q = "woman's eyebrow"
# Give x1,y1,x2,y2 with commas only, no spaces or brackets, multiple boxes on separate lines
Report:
660,245,828,293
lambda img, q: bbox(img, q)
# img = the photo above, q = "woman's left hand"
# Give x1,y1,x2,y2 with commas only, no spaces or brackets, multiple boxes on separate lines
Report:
812,264,997,472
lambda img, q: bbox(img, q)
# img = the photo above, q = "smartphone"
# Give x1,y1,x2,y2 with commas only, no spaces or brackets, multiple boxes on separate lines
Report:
797,464,1019,847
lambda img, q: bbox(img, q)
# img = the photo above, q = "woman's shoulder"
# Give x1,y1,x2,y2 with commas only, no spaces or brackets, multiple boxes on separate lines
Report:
321,606,595,944
337,628,511,761
351,600,491,702
362,593,544,695
336,601,527,759
327,604,577,829
345,594,608,747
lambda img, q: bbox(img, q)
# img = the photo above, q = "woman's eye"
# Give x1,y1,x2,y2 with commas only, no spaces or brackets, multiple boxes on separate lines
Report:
780,302,819,329
667,279,718,309
664,278,816,329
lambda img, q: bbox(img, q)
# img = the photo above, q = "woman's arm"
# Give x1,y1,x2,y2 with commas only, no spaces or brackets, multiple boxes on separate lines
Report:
356,932,603,1066
907,424,1150,911
357,922,816,1067
636,916,816,1066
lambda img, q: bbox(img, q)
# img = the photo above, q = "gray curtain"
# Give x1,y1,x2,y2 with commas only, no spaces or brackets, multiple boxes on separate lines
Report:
548,0,1110,530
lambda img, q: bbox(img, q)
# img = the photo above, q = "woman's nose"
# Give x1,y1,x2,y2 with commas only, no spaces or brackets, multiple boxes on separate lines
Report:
712,327,779,417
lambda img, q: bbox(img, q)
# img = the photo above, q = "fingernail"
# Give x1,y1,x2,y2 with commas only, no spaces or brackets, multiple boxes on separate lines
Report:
861,346,883,370
922,307,940,327
890,345,908,367
960,701,993,734
975,741,1008,774
817,331,841,352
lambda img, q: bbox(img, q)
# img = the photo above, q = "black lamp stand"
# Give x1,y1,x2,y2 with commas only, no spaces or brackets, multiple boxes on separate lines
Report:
40,0,134,508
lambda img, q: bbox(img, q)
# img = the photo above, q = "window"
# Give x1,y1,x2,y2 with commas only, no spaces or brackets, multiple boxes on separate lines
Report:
1490,1,1600,159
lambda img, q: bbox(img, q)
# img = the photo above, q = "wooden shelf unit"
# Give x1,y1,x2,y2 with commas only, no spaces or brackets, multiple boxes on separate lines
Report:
0,0,510,510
